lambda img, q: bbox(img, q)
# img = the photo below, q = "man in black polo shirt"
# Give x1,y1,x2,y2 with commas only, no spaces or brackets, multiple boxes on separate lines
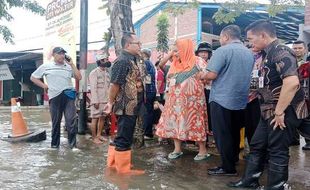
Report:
104,33,145,175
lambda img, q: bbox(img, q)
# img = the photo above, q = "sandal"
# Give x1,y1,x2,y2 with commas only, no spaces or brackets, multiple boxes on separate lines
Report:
168,152,183,159
194,153,211,161
97,136,108,142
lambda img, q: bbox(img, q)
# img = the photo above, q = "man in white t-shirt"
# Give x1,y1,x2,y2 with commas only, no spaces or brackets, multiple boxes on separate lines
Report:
31,47,82,149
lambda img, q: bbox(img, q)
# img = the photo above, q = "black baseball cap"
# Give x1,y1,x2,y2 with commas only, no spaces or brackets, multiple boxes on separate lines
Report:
195,42,212,55
52,47,67,54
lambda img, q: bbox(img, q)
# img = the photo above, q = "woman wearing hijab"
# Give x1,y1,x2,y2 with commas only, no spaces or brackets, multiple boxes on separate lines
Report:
156,39,210,161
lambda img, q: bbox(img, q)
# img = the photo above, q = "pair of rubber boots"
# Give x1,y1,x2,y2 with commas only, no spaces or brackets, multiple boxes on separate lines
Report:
229,159,289,190
107,145,145,175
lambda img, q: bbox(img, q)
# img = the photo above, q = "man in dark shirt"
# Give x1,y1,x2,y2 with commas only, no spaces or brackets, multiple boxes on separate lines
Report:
229,20,309,190
104,33,145,175
141,48,157,139
292,40,310,150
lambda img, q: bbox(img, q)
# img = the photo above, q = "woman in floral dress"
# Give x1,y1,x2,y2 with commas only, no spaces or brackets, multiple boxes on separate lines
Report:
156,39,210,161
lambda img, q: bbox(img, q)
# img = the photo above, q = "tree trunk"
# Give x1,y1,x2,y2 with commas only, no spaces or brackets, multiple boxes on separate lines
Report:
108,0,135,56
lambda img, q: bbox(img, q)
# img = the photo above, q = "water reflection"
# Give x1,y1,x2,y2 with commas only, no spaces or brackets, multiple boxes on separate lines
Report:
0,109,309,189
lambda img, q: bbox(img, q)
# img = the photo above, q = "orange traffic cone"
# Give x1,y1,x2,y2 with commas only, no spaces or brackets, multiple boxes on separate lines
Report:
11,98,30,137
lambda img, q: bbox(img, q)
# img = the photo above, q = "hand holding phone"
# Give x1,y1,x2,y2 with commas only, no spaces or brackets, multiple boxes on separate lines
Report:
65,55,71,62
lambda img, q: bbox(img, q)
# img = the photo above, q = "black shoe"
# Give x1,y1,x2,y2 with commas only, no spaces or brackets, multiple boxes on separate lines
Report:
302,143,310,150
227,179,260,189
207,167,237,176
51,145,59,148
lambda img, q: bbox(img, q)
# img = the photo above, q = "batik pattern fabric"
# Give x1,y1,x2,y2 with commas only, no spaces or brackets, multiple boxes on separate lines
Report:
258,40,308,120
110,51,145,116
156,58,208,141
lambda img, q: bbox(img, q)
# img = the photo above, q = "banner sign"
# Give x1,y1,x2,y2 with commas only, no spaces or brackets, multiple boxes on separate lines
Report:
0,64,14,81
44,0,78,65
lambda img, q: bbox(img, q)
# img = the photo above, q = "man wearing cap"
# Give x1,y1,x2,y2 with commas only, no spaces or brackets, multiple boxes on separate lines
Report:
88,53,111,144
31,47,82,149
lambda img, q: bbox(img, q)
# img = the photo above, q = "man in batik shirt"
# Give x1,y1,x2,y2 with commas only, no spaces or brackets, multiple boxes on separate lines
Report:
229,20,310,190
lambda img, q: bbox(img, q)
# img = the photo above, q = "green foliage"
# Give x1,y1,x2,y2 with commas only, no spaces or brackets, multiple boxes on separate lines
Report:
213,0,305,24
213,0,257,24
0,0,45,44
156,13,170,53
164,0,199,17
266,0,304,17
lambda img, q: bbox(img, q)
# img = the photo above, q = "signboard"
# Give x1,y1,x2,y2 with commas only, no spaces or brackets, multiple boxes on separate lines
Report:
0,64,14,81
44,0,79,65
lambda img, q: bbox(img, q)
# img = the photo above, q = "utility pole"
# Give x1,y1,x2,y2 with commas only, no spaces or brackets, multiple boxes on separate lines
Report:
78,0,88,134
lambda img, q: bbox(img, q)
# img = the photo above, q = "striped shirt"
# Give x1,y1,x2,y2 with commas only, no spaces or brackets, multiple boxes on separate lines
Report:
31,62,74,100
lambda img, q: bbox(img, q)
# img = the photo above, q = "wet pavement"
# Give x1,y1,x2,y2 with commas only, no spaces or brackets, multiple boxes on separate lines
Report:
0,108,309,190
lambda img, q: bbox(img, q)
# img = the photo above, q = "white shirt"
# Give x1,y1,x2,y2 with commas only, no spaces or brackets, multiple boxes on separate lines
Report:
31,61,74,99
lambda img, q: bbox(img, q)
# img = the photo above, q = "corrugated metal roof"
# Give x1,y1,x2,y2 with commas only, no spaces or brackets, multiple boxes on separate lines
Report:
0,52,42,62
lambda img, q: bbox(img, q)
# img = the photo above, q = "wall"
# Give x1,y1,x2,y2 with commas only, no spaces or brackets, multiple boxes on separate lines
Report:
138,8,198,63
139,8,198,49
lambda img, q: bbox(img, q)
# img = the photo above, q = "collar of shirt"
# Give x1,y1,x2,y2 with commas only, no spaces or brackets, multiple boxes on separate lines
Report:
121,50,137,62
53,61,67,66
228,39,242,44
264,39,279,56
96,67,106,72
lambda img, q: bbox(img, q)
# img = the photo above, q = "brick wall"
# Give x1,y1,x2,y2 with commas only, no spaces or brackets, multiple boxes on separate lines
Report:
306,2,310,26
139,8,198,48
177,9,198,37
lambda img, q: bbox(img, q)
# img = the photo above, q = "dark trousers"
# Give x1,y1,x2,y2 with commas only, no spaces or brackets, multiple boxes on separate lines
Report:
49,92,77,148
143,94,156,137
204,89,212,131
114,115,137,151
297,116,310,140
244,98,261,144
210,102,244,172
153,93,164,125
245,106,309,188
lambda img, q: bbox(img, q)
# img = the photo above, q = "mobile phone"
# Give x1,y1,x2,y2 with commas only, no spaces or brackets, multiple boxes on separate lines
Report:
65,55,71,62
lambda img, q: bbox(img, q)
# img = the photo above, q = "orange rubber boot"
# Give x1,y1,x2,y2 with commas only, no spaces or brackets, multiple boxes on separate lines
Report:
114,150,145,175
107,145,116,168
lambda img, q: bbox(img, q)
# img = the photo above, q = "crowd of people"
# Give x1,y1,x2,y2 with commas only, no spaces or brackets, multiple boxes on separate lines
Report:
30,19,310,190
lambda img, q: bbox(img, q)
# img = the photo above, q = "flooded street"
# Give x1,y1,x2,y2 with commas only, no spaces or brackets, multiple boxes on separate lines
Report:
0,108,309,190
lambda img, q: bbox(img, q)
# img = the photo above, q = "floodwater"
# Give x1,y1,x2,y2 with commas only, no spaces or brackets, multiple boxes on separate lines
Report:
0,108,309,190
